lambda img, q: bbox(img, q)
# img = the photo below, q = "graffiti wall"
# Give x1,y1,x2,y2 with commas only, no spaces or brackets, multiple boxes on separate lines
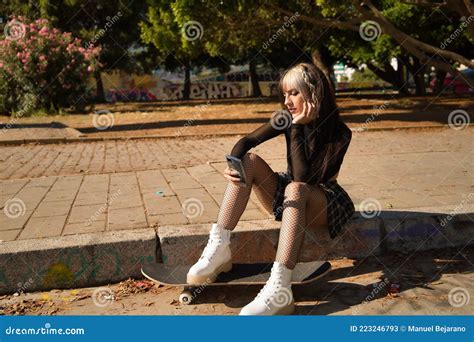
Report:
94,71,393,102
97,71,280,102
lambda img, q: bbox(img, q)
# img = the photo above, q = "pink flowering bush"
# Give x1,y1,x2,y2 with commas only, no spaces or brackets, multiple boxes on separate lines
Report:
0,16,101,116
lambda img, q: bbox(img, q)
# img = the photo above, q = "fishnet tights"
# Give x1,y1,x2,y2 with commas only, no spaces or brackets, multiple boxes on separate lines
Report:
216,153,311,270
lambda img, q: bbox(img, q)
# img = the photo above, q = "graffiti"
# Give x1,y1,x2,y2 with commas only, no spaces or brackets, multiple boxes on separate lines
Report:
106,89,157,102
190,82,243,99
0,247,155,294
43,263,75,288
99,70,277,102
106,82,246,102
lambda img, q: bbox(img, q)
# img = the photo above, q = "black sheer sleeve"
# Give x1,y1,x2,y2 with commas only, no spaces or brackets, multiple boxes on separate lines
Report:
230,118,287,159
289,124,311,182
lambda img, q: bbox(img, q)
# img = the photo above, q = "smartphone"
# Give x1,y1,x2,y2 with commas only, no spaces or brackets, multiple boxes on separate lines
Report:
225,155,247,187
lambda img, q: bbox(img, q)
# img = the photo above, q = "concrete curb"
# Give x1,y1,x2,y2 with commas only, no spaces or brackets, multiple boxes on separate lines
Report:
0,209,472,294
0,228,158,295
1,123,471,146
158,210,473,265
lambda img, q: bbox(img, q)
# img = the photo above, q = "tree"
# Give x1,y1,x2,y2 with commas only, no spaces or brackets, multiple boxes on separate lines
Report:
0,17,100,114
1,0,148,102
268,0,474,92
140,1,211,100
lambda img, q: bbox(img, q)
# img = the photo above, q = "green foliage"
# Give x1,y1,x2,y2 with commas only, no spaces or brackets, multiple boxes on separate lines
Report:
351,67,380,82
0,17,100,115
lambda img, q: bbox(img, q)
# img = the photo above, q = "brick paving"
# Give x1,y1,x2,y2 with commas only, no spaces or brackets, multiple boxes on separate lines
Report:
0,126,472,241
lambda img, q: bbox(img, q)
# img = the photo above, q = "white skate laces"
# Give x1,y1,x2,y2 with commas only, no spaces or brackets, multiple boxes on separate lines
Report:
258,263,292,308
239,262,294,315
186,223,232,285
200,225,229,262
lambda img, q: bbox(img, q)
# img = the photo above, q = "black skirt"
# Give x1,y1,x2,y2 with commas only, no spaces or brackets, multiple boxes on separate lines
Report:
271,171,355,239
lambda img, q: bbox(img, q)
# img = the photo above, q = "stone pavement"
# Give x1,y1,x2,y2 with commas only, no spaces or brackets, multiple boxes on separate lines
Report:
0,126,472,294
0,127,472,241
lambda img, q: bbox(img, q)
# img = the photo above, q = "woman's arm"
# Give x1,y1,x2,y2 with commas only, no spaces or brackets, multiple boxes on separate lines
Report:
289,124,311,182
230,117,287,159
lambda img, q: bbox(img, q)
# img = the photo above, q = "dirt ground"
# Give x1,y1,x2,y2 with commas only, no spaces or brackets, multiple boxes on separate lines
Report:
1,246,472,316
1,95,472,139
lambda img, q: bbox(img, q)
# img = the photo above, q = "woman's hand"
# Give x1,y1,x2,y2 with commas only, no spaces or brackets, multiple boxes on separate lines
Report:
224,166,242,184
292,100,316,125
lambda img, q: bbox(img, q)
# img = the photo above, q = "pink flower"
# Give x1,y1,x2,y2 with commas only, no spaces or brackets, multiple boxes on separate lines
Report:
39,26,50,36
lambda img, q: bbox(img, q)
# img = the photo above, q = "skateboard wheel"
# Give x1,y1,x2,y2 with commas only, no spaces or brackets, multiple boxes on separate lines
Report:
179,291,193,305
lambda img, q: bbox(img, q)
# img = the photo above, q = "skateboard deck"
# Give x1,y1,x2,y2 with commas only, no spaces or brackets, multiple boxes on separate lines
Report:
141,261,331,304
142,261,331,286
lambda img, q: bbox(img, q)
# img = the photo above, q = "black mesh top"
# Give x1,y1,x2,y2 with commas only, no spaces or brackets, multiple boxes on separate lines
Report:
230,116,352,184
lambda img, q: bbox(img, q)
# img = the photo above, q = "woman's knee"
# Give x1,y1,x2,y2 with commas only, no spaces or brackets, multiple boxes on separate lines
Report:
284,181,311,199
241,152,259,166
241,152,263,178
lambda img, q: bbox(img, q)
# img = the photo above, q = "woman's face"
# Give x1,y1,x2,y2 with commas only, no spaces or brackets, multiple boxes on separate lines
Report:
282,86,305,118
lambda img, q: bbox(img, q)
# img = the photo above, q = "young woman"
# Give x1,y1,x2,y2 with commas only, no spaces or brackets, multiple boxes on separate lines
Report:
186,62,355,315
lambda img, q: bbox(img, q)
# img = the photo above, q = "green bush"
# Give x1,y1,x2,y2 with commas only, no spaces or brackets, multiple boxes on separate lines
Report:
0,16,100,116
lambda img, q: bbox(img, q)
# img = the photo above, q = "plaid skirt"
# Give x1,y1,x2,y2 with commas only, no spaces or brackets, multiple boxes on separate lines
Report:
271,171,355,239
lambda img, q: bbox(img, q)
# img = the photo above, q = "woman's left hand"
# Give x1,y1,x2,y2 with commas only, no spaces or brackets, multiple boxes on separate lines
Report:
292,101,316,125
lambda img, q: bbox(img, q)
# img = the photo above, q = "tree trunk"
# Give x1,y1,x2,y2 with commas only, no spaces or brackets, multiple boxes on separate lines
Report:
311,49,336,94
433,69,447,95
367,61,410,95
183,62,191,100
249,60,262,97
94,70,106,103
395,58,410,95
412,57,427,95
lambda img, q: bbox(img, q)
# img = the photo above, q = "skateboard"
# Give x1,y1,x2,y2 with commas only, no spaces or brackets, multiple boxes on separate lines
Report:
141,261,331,304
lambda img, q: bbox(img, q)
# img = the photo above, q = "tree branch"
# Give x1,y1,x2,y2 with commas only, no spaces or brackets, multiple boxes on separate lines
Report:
266,4,360,32
356,0,473,68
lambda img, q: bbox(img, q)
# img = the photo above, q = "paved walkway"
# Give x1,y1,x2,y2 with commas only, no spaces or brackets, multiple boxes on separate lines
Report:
0,126,472,242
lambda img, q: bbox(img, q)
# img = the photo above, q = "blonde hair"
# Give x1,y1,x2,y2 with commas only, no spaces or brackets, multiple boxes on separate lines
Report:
278,62,325,114
276,62,350,184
